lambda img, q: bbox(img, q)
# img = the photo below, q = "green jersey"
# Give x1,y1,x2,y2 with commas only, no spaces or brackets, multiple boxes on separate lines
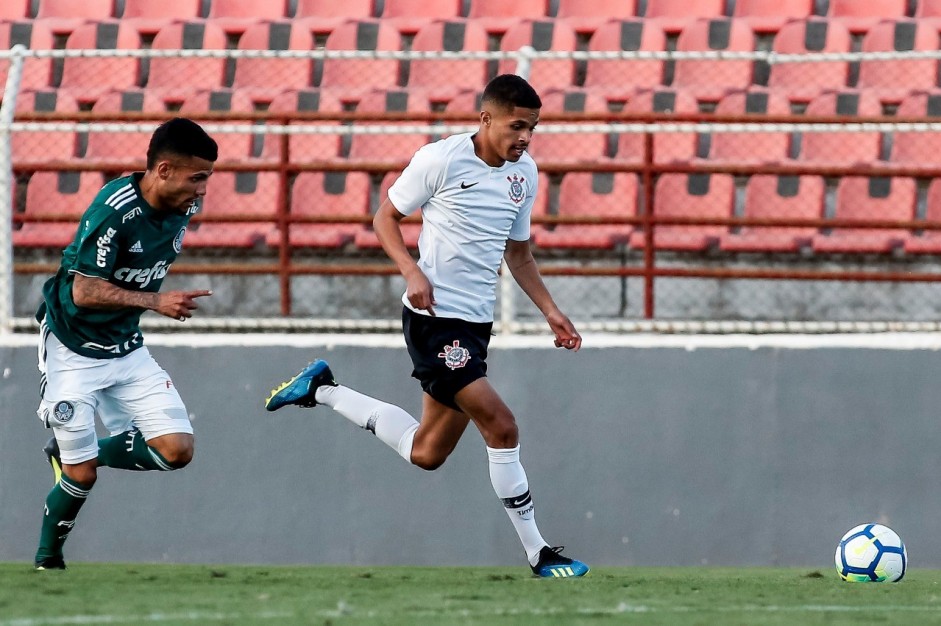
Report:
37,173,197,359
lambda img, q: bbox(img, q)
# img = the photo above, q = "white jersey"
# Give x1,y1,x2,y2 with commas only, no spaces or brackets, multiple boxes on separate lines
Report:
387,132,538,323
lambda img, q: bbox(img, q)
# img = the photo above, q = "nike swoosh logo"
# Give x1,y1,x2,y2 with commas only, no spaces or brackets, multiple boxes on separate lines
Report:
460,182,479,189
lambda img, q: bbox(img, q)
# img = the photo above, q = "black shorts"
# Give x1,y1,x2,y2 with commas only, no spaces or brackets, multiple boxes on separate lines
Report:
402,306,492,411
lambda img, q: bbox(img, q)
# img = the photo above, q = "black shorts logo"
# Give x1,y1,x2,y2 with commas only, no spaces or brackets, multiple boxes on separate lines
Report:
53,401,75,424
438,340,471,370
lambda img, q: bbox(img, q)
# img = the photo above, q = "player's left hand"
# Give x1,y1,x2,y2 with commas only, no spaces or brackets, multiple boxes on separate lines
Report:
547,310,581,352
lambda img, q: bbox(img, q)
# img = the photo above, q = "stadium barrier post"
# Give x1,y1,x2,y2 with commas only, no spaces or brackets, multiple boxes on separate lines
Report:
0,44,27,336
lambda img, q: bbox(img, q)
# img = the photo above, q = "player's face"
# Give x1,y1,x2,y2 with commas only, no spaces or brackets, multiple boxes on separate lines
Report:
157,156,214,213
482,105,540,164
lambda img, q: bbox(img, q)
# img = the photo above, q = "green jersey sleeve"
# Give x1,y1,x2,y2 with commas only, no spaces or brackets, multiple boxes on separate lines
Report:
69,203,125,280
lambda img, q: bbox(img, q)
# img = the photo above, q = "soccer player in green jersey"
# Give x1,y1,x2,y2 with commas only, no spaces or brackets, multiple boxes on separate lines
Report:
33,118,217,570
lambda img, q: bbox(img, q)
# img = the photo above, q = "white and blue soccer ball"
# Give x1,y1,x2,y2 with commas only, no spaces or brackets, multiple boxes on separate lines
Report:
834,523,907,582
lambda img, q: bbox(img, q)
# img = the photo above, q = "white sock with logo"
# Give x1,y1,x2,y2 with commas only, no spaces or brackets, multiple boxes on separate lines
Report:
315,385,418,462
487,445,548,565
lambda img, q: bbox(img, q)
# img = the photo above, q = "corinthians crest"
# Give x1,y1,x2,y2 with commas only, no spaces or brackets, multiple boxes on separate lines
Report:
438,340,471,370
507,173,525,204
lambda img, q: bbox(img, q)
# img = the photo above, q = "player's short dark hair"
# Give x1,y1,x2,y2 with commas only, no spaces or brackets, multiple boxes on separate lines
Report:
146,117,218,169
481,74,542,111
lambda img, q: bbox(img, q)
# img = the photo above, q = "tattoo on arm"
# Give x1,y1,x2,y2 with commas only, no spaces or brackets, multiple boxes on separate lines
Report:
73,275,158,311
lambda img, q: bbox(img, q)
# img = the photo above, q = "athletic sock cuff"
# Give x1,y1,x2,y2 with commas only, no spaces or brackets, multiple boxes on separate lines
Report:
486,444,520,464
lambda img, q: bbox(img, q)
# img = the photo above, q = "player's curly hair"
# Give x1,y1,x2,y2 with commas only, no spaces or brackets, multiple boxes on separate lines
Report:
481,74,542,110
146,117,218,169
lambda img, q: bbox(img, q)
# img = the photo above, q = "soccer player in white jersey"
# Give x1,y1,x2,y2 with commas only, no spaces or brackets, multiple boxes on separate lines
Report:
32,118,216,570
266,75,588,578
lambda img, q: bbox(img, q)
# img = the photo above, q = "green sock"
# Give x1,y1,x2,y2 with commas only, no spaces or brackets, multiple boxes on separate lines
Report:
36,474,91,562
97,429,174,471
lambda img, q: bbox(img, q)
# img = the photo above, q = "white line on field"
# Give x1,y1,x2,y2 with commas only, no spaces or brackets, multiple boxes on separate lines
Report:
0,611,293,626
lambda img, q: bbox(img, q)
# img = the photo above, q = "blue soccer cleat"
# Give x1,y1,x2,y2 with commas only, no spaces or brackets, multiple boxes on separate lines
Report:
530,546,590,578
265,360,337,411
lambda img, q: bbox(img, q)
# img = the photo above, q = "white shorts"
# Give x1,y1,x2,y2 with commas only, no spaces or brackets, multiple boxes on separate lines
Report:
37,322,193,465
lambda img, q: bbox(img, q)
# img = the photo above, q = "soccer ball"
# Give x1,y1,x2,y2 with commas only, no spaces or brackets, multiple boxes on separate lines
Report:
834,523,907,582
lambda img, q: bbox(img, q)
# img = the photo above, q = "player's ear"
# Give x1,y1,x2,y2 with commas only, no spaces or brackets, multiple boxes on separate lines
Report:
480,111,491,127
155,160,172,180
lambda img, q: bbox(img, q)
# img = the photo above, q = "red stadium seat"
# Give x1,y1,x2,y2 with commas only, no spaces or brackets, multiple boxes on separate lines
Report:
206,0,288,35
710,89,792,163
720,175,824,252
905,179,941,253
408,20,490,101
266,171,370,249
234,21,314,101
185,172,278,248
644,0,725,33
15,172,102,249
674,19,755,102
499,19,579,92
85,91,166,163
813,177,915,253
60,21,142,103
122,0,201,34
891,91,941,165
917,0,941,16
732,0,814,33
584,19,667,101
534,172,637,249
13,90,78,165
630,173,734,251
0,0,31,20
354,172,423,249
179,90,259,161
467,0,548,34
858,20,939,103
295,0,373,19
800,91,882,166
615,88,699,164
556,0,637,35
382,0,462,33
526,89,609,163
149,21,228,102
0,21,55,92
266,89,344,163
35,0,114,34
827,0,907,33
768,18,852,103
348,90,431,165
320,20,402,98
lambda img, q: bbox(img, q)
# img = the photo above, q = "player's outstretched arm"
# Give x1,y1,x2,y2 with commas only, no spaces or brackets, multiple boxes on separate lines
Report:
374,198,436,315
72,274,212,321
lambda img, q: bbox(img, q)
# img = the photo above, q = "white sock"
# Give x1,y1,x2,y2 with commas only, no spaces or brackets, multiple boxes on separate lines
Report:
487,445,548,565
315,385,418,463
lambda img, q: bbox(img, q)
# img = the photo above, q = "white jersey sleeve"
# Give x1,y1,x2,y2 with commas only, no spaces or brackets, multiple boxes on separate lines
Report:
387,142,447,216
508,166,538,242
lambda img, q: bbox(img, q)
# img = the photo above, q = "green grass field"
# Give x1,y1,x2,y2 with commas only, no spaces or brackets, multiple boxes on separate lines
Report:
3,563,940,625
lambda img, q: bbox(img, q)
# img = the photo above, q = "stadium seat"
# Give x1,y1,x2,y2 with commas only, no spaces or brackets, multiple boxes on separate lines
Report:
891,91,941,166
60,21,142,103
266,89,344,163
732,0,814,33
812,176,915,253
499,19,579,92
466,0,548,34
644,0,725,33
122,0,201,34
615,88,699,164
185,172,278,248
768,18,852,103
354,172,423,249
720,175,824,252
556,0,637,35
234,21,315,102
674,19,755,102
85,90,166,163
408,20,490,101
381,0,462,33
0,21,55,93
35,0,114,34
348,90,431,165
916,0,941,16
320,20,402,98
0,0,31,20
12,90,79,165
149,21,228,101
584,19,667,101
827,0,907,33
15,171,102,249
799,91,882,166
710,89,792,163
266,171,370,249
296,0,373,19
629,173,734,251
526,89,609,163
206,0,288,35
905,178,941,253
179,90,259,162
858,20,940,103
534,172,637,249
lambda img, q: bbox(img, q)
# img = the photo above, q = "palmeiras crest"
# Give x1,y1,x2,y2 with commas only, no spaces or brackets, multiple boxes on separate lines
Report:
507,173,525,204
438,340,471,370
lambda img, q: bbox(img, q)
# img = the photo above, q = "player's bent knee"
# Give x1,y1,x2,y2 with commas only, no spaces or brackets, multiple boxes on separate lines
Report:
63,461,98,486
410,448,448,471
147,433,194,469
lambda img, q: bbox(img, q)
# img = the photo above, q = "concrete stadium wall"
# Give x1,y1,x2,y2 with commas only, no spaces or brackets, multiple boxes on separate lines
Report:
1,334,939,569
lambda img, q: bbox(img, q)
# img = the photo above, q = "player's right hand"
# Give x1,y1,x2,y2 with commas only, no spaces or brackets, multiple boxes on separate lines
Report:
405,271,436,316
157,289,213,321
